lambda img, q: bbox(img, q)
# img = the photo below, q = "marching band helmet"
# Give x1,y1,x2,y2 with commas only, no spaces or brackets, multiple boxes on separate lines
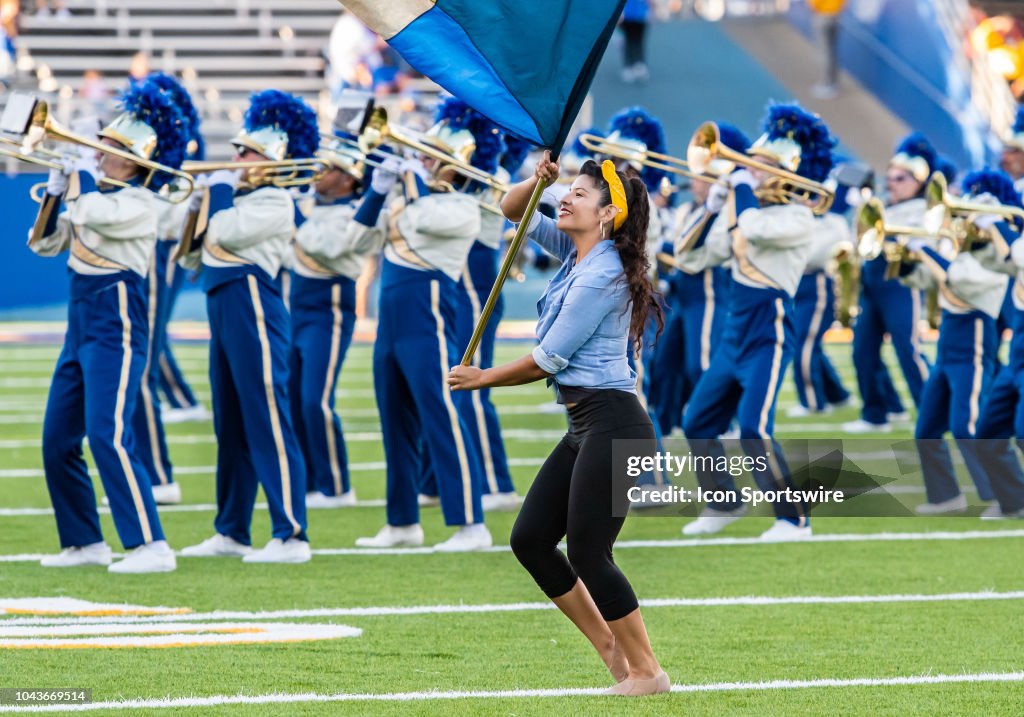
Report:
748,103,835,182
424,95,506,174
147,72,205,161
98,79,188,190
961,168,1023,208
318,130,365,182
232,89,319,162
889,132,937,185
606,106,667,191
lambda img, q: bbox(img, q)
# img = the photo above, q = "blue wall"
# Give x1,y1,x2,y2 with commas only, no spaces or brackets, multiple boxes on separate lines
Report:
789,0,1000,170
0,173,71,313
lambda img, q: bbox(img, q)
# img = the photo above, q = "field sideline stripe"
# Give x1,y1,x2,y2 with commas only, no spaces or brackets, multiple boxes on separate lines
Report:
1,530,1023,562
0,671,1020,712
4,590,1024,627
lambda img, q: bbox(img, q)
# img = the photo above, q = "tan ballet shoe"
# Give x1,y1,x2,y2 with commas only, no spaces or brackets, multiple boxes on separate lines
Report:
603,670,671,696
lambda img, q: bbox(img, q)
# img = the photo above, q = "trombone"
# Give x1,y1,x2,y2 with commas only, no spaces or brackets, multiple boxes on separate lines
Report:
687,122,834,215
358,105,509,214
924,171,1024,251
183,158,326,189
0,93,195,203
577,133,713,184
855,197,958,280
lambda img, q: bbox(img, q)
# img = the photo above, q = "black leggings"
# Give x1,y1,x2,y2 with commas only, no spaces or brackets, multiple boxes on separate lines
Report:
510,390,654,622
621,20,647,67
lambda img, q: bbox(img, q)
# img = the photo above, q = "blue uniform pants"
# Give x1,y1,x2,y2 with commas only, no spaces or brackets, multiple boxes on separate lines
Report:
916,312,995,503
456,241,514,495
44,274,165,549
683,284,807,523
155,241,200,410
132,245,174,488
207,273,307,544
853,266,930,423
289,273,357,497
375,260,485,527
792,272,849,410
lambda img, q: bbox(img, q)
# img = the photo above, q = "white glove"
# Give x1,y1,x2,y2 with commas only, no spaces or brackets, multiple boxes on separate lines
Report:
974,213,1001,231
207,169,241,188
188,186,205,212
907,237,927,253
46,166,68,196
370,155,402,195
728,168,759,191
845,186,868,209
400,157,430,183
62,154,98,179
704,181,729,214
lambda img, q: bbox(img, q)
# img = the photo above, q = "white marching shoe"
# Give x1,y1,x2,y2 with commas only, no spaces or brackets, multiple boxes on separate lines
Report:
151,482,182,505
161,404,211,424
417,494,440,507
786,404,832,418
355,524,424,548
682,504,748,536
914,493,968,515
242,538,312,564
109,541,176,573
180,533,253,558
306,490,357,508
888,411,912,424
481,491,520,512
842,419,892,434
40,541,112,568
760,519,813,542
434,524,493,552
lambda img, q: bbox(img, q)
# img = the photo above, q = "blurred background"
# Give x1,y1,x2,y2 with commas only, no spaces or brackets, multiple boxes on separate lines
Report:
0,0,1021,322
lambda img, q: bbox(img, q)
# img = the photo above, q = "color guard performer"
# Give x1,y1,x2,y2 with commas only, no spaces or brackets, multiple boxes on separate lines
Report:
33,82,188,572
290,134,393,508
180,90,318,564
678,104,835,539
844,134,935,433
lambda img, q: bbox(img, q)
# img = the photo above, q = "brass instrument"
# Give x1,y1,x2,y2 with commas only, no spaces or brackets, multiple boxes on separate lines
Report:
183,158,326,189
856,198,958,280
687,122,834,216
358,106,509,214
577,132,713,184
0,93,195,202
924,171,1024,252
829,239,861,328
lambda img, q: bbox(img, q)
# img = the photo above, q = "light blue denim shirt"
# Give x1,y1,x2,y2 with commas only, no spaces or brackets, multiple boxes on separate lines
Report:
525,213,637,395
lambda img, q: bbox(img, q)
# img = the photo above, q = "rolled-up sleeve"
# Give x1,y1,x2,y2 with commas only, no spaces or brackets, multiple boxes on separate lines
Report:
525,213,575,263
533,282,620,374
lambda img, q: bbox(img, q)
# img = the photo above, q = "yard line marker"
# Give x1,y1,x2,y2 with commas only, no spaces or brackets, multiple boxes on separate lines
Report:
0,671,1020,711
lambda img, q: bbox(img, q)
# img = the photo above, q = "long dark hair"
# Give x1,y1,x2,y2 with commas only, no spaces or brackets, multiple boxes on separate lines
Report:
579,159,665,351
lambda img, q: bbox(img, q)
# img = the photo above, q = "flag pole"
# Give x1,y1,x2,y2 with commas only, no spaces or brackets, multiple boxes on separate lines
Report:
460,168,553,366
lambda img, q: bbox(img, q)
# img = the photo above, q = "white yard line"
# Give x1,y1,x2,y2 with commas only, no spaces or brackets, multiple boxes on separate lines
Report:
4,590,1024,627
0,672,1020,712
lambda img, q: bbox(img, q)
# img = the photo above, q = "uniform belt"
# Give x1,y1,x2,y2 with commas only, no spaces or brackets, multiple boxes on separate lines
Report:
293,244,338,278
71,238,130,272
204,242,253,266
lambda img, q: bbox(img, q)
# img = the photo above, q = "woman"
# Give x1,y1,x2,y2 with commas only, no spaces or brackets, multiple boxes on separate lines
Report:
448,153,670,696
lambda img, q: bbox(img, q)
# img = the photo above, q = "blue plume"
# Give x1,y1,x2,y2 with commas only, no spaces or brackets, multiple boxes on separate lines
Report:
961,168,1022,208
433,95,506,173
117,79,188,191
714,121,751,154
934,156,957,185
608,106,666,190
1013,106,1024,134
147,72,204,160
501,133,533,176
760,103,835,182
570,126,603,157
245,89,319,159
893,132,937,174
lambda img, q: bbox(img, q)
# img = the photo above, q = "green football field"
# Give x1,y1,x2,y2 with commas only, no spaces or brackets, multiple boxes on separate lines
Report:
1,336,1022,716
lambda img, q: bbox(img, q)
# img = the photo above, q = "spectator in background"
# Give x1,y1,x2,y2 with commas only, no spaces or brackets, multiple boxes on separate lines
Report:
129,52,149,83
809,0,845,100
326,11,377,100
33,0,68,20
80,70,109,118
0,0,16,87
620,0,650,85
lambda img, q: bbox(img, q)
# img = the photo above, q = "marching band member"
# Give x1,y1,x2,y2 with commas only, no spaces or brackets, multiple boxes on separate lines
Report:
128,72,204,506
844,134,935,433
677,104,834,539
290,134,391,508
449,153,670,696
903,170,1008,514
659,122,748,433
968,174,1024,519
788,187,852,416
356,106,491,552
33,82,187,572
180,90,317,564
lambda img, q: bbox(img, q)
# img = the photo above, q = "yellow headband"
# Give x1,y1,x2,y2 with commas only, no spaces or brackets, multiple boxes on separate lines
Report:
601,159,628,231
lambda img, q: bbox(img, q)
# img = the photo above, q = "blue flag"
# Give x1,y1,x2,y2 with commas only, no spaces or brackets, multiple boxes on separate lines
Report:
339,0,626,153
